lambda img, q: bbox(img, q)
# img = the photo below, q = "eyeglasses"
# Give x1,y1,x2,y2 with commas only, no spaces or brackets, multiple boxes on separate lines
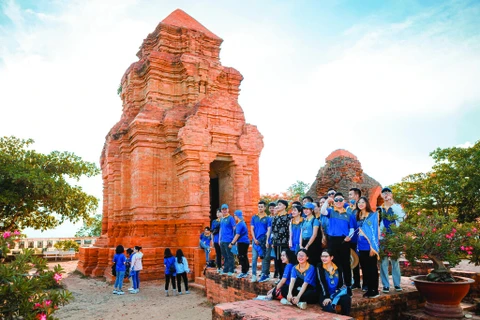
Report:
334,198,344,202
327,192,335,196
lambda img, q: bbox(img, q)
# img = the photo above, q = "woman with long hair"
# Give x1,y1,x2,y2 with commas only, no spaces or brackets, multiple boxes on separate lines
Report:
289,204,303,253
164,248,177,296
300,202,322,267
130,246,143,294
175,249,190,294
355,196,380,298
112,245,126,295
267,249,297,300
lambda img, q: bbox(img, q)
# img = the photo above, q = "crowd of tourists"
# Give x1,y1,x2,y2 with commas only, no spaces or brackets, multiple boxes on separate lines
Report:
202,187,405,316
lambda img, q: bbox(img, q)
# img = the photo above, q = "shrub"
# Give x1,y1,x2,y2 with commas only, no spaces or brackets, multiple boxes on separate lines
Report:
54,240,79,252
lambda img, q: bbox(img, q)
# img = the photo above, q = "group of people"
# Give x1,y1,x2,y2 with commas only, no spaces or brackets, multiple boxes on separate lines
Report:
112,246,143,295
201,187,405,315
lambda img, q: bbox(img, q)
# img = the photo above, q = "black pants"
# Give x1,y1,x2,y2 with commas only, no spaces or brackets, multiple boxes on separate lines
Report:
350,242,360,287
214,242,222,268
237,242,250,274
273,245,288,277
328,236,352,287
165,274,176,290
176,271,189,293
321,295,351,316
280,277,319,304
359,250,379,294
302,236,322,268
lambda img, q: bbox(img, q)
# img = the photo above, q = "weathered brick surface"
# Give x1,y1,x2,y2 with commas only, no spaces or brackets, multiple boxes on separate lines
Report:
77,9,263,282
306,149,382,208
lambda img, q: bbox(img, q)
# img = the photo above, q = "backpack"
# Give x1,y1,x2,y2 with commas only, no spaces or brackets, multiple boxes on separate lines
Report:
168,260,176,274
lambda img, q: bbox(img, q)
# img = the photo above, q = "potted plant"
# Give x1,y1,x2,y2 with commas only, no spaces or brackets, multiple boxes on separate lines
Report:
382,211,479,318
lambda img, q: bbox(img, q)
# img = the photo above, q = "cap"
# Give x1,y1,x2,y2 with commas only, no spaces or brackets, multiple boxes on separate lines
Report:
303,202,315,210
234,210,243,218
221,204,229,209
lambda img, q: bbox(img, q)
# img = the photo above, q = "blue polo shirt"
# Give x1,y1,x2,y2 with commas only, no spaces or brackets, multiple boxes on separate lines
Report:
301,216,320,239
290,217,303,251
324,263,341,294
220,215,236,243
283,263,294,285
211,219,221,243
200,233,211,246
291,263,316,287
251,214,270,240
325,207,356,237
235,220,250,244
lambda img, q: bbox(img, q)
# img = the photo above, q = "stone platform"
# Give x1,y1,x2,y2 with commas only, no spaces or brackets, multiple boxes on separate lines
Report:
213,300,354,320
206,268,426,319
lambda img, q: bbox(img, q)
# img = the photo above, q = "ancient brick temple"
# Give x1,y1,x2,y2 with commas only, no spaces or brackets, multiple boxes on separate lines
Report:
77,9,263,281
306,149,382,208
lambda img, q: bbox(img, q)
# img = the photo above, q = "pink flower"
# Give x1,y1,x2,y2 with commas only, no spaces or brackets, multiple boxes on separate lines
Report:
436,243,441,247
13,230,20,235
445,234,451,239
404,261,410,267
53,273,62,283
467,232,472,237
461,246,465,251
33,303,42,309
36,314,47,320
473,228,478,233
2,231,11,239
453,219,457,223
381,233,385,237
452,228,457,233
432,228,437,232
467,251,473,255
417,211,421,216
387,252,392,257
44,300,52,307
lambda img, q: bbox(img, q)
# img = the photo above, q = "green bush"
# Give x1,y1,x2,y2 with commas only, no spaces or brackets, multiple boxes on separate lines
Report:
54,240,79,252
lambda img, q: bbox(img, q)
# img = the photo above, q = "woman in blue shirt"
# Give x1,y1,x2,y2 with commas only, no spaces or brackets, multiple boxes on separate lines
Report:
164,248,177,296
289,204,303,253
355,196,380,298
229,210,250,278
268,249,297,300
300,202,321,267
282,249,319,310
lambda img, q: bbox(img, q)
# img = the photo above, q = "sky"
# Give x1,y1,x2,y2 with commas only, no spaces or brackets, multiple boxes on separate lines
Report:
1,0,479,237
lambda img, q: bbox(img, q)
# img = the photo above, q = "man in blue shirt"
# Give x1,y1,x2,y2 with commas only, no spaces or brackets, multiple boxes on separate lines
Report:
199,227,212,264
250,201,271,283
379,187,406,293
321,192,356,296
229,210,250,278
219,204,236,275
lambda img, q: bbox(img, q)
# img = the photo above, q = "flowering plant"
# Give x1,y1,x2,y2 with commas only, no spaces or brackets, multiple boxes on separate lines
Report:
0,231,72,319
381,211,480,282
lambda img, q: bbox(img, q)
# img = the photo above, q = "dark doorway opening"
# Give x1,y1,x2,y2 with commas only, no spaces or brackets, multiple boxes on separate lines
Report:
210,177,219,222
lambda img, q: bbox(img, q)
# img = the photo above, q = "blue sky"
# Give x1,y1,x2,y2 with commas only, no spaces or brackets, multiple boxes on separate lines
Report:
1,0,479,237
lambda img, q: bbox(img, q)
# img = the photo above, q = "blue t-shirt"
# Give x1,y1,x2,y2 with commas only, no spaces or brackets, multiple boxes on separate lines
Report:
291,263,316,287
235,220,250,244
164,256,176,275
283,263,294,285
200,233,211,246
113,253,126,272
324,264,341,295
301,216,320,239
211,219,221,243
251,215,270,240
290,218,303,251
220,215,236,243
325,207,356,237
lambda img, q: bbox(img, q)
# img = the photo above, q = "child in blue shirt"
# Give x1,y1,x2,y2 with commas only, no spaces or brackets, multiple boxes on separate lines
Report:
199,227,212,264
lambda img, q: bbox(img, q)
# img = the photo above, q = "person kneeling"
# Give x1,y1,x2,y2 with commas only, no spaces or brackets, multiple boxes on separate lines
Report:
316,249,351,316
281,249,319,310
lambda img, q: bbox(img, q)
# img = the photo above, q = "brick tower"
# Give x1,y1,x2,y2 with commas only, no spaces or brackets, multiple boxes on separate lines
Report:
77,9,264,281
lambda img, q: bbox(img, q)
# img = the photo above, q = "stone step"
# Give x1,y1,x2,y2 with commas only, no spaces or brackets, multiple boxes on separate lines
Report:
195,276,206,286
402,302,478,319
213,299,354,320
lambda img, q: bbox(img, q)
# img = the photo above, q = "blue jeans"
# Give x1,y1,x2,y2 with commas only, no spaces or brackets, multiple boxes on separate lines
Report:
220,242,234,273
252,242,270,276
380,257,401,288
132,270,140,289
114,271,125,290
200,242,210,262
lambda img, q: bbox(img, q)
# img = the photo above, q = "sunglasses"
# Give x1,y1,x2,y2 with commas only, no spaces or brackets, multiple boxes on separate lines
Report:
328,192,335,196
334,198,344,202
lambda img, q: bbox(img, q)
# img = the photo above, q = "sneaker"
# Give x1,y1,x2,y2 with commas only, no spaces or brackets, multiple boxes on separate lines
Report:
130,289,138,294
227,272,233,276
112,290,118,294
173,289,177,296
362,285,368,292
297,302,307,310
351,284,361,290
251,275,257,282
364,291,380,298
395,286,403,292
382,287,390,293
116,290,125,295
237,273,248,279
280,298,292,305
178,292,183,295
165,290,169,297
127,287,134,291
185,291,190,294
258,275,270,283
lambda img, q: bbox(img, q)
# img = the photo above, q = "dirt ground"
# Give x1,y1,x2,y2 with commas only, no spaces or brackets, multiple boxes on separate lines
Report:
53,261,212,320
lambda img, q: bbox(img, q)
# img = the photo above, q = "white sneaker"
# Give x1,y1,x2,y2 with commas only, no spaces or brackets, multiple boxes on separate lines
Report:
112,290,118,294
185,290,190,294
116,290,125,295
280,298,292,305
178,292,183,295
251,275,257,282
127,287,134,291
297,302,307,310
